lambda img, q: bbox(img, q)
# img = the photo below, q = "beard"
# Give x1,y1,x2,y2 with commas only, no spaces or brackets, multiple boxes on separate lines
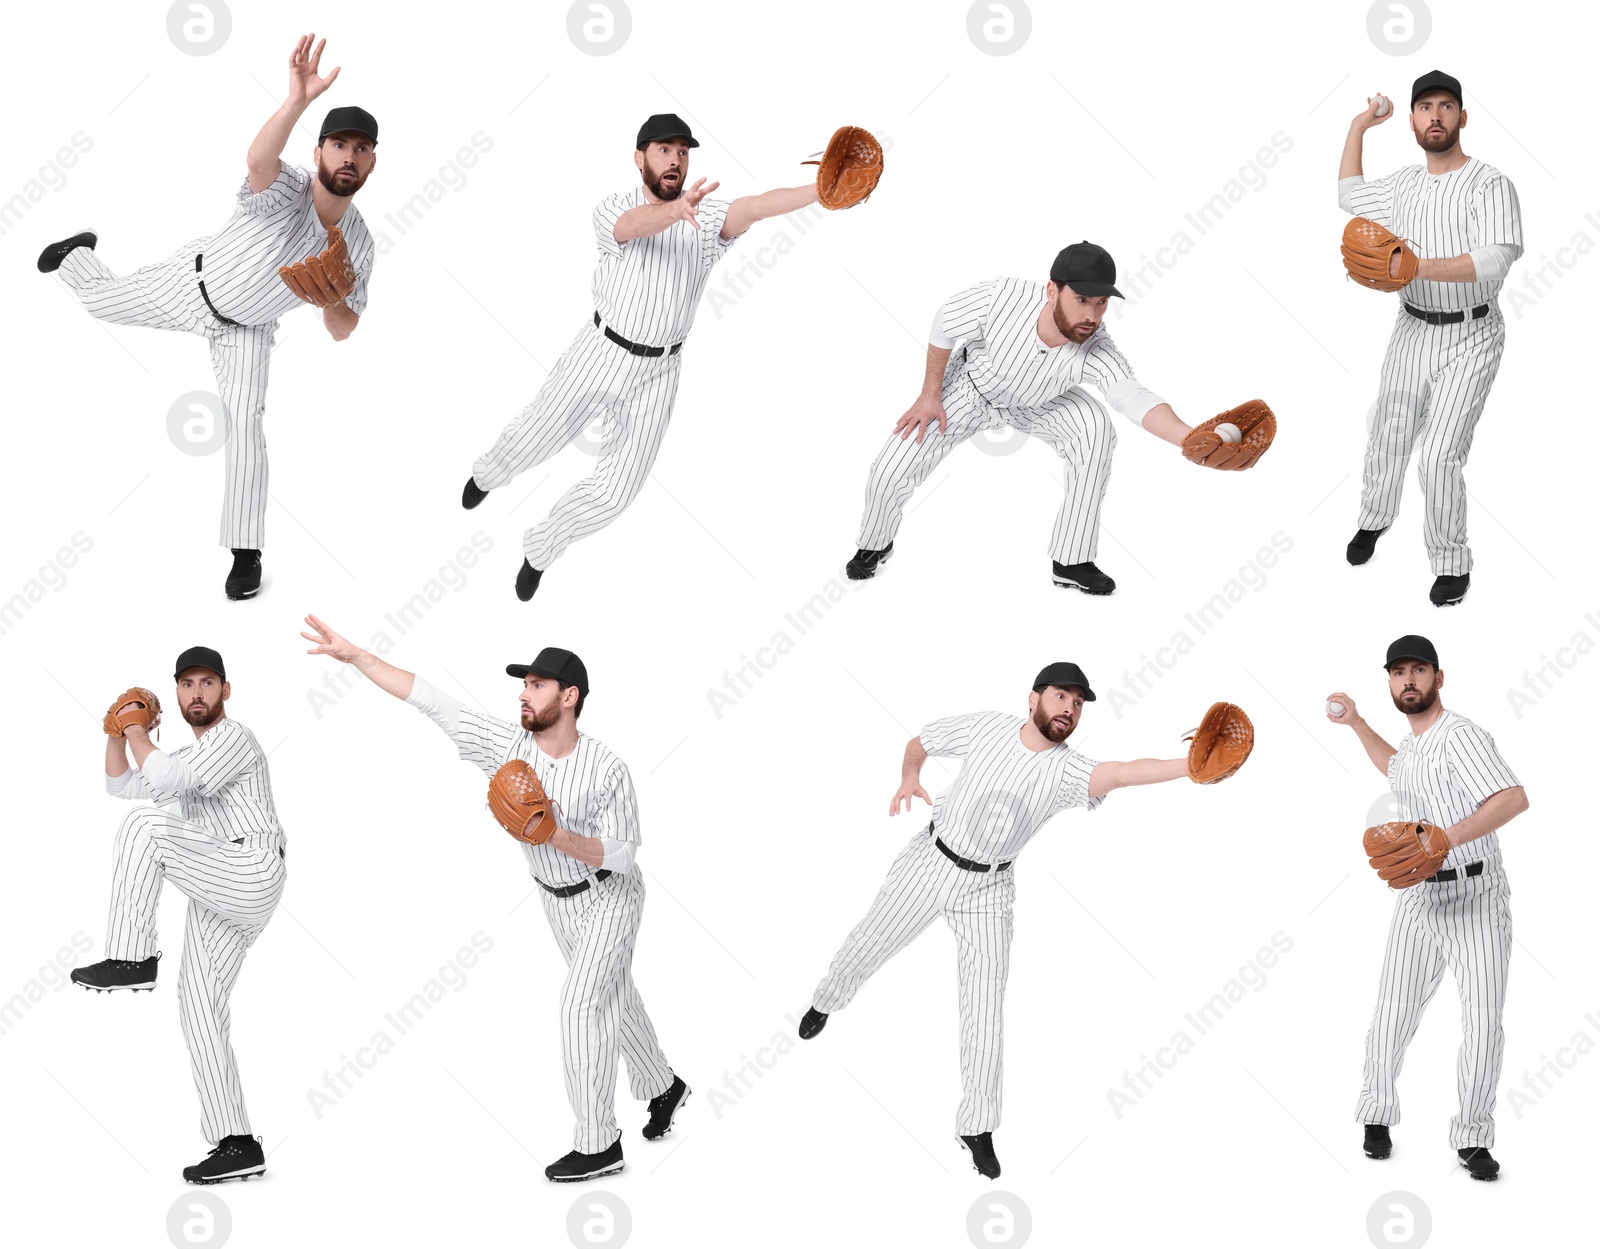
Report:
1414,120,1460,153
644,165,683,201
183,701,224,728
1391,684,1440,715
1051,297,1097,342
521,703,562,733
1031,702,1075,743
316,159,366,198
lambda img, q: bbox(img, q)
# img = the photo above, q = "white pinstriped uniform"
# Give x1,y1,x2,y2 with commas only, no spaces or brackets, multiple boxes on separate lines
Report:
856,278,1162,564
101,718,287,1144
1341,160,1522,575
54,161,375,551
407,676,674,1153
471,187,745,571
1357,708,1520,1148
811,711,1101,1133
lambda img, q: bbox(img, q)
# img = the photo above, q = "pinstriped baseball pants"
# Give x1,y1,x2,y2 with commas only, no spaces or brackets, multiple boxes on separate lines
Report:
812,828,1015,1134
472,322,683,572
539,869,674,1153
103,806,285,1144
1355,860,1512,1148
855,353,1117,565
1358,305,1506,576
56,246,277,551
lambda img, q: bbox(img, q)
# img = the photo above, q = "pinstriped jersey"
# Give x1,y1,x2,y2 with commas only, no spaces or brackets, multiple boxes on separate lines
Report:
197,160,376,325
920,711,1101,863
445,705,641,887
1386,708,1520,870
591,187,744,346
941,278,1141,411
106,718,284,841
1343,158,1522,312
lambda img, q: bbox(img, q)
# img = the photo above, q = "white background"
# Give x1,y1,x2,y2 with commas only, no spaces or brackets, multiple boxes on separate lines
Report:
0,1,1594,1247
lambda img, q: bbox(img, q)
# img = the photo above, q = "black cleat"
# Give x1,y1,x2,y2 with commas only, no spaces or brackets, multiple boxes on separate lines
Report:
1458,1146,1500,1181
515,559,543,602
462,475,489,509
225,549,262,601
37,228,98,274
642,1074,690,1140
798,1007,828,1040
1430,573,1470,607
1051,560,1116,595
1363,1124,1392,1159
846,543,893,581
183,1134,266,1184
545,1136,624,1183
1346,527,1388,566
71,953,160,992
958,1132,1001,1179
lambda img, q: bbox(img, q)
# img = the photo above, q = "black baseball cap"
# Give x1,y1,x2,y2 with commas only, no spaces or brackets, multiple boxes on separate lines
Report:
1050,241,1123,299
319,106,379,144
1410,70,1463,109
636,113,698,149
1033,662,1096,701
174,645,226,682
1383,635,1440,670
507,647,590,697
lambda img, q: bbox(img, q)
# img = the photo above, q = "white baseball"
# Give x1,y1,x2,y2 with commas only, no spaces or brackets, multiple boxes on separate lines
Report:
1373,94,1390,118
1216,422,1242,444
1326,700,1345,717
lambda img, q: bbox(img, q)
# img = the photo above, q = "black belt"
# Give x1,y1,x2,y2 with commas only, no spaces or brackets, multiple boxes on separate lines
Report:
539,869,612,899
1404,302,1488,326
1424,860,1482,883
231,838,286,860
196,255,242,327
931,829,1012,874
594,311,682,358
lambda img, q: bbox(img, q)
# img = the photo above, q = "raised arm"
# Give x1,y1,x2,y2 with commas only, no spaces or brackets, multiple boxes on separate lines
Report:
1340,96,1392,182
721,184,820,240
614,178,721,242
1088,757,1187,800
302,613,414,700
1325,693,1398,775
247,34,342,194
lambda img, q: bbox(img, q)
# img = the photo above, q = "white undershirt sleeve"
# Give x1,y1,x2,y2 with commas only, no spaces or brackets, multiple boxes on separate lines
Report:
1104,378,1167,426
407,674,466,741
1468,243,1518,282
1337,174,1365,214
928,300,956,349
598,837,637,873
136,748,200,798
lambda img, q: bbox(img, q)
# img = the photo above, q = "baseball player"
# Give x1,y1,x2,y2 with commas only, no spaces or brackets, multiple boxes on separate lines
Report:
301,618,689,1181
797,664,1251,1177
1326,634,1528,1180
38,34,378,600
71,647,287,1184
461,113,862,602
1338,70,1523,606
843,243,1273,594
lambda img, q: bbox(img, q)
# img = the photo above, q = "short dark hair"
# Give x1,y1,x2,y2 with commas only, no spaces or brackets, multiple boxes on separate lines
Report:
560,680,587,720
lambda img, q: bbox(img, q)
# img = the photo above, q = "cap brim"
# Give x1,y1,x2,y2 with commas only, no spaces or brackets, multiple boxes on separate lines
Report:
640,134,699,148
1033,682,1096,702
1064,282,1123,299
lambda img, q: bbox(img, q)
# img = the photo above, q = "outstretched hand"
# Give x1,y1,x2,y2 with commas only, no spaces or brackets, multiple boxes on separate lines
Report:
668,177,721,229
286,33,341,109
302,613,360,663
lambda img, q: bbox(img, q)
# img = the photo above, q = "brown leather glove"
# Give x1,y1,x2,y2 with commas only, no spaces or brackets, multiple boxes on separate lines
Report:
279,225,357,307
804,126,884,210
487,760,559,846
1341,217,1419,292
103,687,162,738
1184,702,1254,783
1182,400,1276,470
1363,820,1450,889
